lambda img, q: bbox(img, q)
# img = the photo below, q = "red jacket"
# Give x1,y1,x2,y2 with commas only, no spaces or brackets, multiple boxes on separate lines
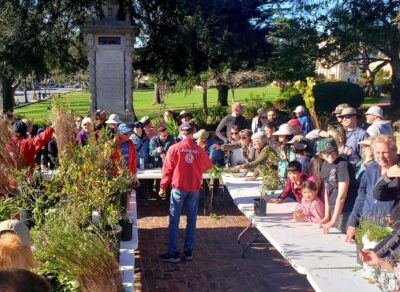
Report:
111,139,137,175
160,137,212,192
278,173,308,203
11,127,54,167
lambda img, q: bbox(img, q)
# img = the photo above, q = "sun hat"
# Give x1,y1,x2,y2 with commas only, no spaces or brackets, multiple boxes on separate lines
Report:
0,219,31,246
117,123,132,134
317,138,338,153
179,122,193,131
340,107,357,116
178,111,191,118
305,129,321,140
365,106,383,118
140,116,151,125
287,119,301,128
12,120,27,135
105,113,123,124
293,105,305,113
272,124,294,136
193,129,209,140
332,103,351,115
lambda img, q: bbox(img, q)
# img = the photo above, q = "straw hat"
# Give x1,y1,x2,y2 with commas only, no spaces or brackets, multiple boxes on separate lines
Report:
105,114,123,124
272,124,294,136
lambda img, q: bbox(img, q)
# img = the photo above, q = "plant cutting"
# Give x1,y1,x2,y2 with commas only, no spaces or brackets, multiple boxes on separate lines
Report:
165,118,179,138
355,219,393,279
206,164,223,214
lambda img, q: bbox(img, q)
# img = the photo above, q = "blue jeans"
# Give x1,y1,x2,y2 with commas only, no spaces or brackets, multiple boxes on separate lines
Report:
167,189,199,255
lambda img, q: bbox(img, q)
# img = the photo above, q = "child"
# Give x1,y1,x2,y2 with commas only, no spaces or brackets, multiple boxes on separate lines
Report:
270,161,308,203
293,180,325,223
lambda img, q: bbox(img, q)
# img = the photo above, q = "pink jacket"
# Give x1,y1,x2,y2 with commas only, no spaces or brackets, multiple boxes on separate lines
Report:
296,197,325,223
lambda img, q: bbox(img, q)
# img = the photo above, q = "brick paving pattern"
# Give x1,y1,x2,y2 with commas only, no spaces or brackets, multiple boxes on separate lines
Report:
134,191,314,292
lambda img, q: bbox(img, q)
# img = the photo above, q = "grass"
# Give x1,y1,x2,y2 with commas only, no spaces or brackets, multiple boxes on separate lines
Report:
14,86,280,122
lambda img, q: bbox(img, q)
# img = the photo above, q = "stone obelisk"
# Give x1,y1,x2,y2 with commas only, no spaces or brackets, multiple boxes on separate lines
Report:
82,0,139,122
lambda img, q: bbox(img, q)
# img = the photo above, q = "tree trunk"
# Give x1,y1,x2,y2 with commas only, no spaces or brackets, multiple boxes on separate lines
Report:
24,88,28,103
391,57,400,108
216,83,229,107
0,76,16,113
153,83,161,105
202,86,208,115
231,88,235,103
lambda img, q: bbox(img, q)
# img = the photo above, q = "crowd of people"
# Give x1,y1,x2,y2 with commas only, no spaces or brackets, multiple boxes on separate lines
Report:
1,100,400,286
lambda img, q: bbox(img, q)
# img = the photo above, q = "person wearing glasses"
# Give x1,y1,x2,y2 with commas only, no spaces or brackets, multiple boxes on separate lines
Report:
331,103,350,128
215,102,247,144
339,107,369,166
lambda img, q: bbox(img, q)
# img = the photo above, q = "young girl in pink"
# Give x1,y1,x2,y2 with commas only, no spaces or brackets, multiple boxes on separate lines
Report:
293,180,325,224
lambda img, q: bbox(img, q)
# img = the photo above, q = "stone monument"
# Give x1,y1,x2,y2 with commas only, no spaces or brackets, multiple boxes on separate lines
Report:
82,0,139,122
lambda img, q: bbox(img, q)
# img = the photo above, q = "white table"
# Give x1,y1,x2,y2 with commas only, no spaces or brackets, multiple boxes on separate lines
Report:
136,168,212,179
119,190,138,291
222,174,380,292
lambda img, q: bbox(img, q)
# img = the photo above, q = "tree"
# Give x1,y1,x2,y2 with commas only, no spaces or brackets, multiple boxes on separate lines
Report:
265,17,319,85
133,0,273,107
0,0,99,113
319,0,400,106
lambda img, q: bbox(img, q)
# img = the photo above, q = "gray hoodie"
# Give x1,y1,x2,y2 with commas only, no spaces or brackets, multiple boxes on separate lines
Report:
366,120,392,137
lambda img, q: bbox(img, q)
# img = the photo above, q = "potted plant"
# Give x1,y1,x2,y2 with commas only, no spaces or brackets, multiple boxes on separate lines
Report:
254,168,281,216
355,219,392,279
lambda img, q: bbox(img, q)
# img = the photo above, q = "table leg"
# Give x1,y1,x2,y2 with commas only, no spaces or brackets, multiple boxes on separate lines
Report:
237,217,267,258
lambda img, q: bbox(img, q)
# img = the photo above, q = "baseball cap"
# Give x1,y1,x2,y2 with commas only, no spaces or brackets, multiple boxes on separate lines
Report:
0,219,31,246
140,116,151,125
12,120,27,135
179,122,193,131
117,123,132,134
365,106,383,118
292,141,308,151
257,108,266,116
293,105,305,113
288,119,301,128
317,138,338,153
178,111,191,118
156,122,167,132
133,121,143,128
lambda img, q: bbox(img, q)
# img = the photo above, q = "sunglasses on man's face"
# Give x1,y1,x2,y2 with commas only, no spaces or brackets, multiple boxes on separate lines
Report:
341,114,355,119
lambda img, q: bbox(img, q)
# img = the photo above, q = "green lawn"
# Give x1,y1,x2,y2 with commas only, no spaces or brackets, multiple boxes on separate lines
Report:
15,86,281,122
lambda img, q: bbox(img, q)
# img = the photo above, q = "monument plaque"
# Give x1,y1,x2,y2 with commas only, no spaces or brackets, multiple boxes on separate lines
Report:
82,0,138,122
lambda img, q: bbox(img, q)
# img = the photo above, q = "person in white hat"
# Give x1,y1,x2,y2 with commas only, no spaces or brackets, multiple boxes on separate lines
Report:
273,124,296,179
293,105,314,134
364,106,392,137
105,113,123,138
178,111,192,124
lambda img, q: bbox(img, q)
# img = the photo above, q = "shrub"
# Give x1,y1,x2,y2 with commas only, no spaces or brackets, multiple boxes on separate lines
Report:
312,81,365,114
242,96,273,120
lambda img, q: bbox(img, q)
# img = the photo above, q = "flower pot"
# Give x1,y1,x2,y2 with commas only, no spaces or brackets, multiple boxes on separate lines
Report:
119,218,133,241
355,241,363,266
362,234,379,280
254,198,266,217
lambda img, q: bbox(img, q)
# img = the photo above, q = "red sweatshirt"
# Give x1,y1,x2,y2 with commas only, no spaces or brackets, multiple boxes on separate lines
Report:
11,127,54,167
111,139,137,175
278,173,308,203
160,137,212,192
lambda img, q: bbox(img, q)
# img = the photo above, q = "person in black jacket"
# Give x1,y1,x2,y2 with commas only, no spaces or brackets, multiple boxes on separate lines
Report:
215,103,247,143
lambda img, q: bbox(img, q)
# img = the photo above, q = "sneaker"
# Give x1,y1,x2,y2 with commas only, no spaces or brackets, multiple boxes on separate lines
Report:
159,252,181,263
183,251,193,261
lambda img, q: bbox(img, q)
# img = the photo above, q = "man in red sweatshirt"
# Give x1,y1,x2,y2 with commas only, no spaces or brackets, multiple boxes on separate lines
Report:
159,122,212,263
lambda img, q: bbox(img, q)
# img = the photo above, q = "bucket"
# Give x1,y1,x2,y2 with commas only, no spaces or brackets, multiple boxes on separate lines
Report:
254,198,266,217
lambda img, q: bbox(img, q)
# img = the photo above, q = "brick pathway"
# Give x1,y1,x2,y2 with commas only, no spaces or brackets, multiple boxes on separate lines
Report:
134,191,314,292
